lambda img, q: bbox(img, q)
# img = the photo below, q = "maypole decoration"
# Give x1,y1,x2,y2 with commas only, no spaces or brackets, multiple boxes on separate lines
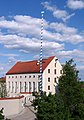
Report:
39,11,44,94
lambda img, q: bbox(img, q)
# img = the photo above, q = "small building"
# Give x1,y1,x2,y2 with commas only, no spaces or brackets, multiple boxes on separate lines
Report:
0,96,24,117
6,56,62,100
0,77,6,83
0,77,6,98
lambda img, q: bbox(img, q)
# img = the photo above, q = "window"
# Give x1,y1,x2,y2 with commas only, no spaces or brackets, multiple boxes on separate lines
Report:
48,86,50,90
38,82,40,92
48,69,50,73
60,70,62,74
8,81,10,91
29,82,31,92
33,75,35,78
20,82,22,92
24,82,27,92
48,77,50,82
38,75,40,78
55,63,56,67
33,82,35,91
15,76,17,78
12,76,14,78
12,82,14,93
54,78,56,83
9,76,10,78
38,75,40,79
54,69,56,74
15,82,17,93
20,76,22,78
29,76,31,78
55,59,58,62
25,76,27,78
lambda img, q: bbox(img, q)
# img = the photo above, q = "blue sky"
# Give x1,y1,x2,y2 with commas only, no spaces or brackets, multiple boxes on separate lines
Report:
0,0,84,80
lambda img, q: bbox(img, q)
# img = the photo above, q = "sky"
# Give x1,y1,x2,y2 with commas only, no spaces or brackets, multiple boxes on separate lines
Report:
0,0,84,80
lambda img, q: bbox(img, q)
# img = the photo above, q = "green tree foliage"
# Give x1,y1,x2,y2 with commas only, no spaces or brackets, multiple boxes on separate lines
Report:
58,59,84,120
33,59,84,120
33,92,57,120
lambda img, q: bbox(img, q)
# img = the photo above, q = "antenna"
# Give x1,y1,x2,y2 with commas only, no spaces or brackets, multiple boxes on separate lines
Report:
39,11,44,94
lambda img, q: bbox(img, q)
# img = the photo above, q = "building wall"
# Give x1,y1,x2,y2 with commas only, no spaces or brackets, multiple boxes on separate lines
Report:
0,96,24,117
6,73,40,97
43,57,62,94
6,57,62,97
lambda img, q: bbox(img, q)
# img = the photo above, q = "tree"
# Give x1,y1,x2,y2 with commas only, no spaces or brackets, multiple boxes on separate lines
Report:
58,59,84,120
33,92,57,120
33,59,84,120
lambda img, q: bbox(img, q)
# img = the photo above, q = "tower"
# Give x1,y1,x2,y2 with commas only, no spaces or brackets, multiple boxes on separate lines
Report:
39,11,44,94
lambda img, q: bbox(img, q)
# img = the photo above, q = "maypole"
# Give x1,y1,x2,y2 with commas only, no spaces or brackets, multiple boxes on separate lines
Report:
39,11,44,94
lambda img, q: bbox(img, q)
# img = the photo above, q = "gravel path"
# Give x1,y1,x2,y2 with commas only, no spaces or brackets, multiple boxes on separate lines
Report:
7,107,36,120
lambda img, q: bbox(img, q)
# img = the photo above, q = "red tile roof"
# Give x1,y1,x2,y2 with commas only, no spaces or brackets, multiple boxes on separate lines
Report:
0,77,6,82
0,96,24,100
20,92,32,94
6,56,55,75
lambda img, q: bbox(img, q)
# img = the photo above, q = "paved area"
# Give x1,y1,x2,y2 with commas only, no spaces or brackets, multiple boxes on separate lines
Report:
7,107,36,120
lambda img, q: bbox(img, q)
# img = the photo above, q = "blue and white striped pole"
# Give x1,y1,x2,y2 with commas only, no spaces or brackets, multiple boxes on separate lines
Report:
39,11,44,94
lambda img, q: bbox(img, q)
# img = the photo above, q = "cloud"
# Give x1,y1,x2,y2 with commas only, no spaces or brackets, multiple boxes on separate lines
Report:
0,15,62,41
42,1,75,22
0,10,83,79
67,0,84,9
33,55,39,60
57,49,84,80
0,16,5,21
0,53,18,57
0,15,84,45
0,55,18,77
77,65,84,80
78,66,84,70
50,22,77,34
0,15,83,62
8,56,17,63
0,66,4,71
57,49,84,63
50,22,84,44
0,34,64,54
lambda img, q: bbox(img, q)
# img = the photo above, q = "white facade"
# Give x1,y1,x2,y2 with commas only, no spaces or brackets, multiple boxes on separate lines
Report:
43,57,62,94
0,96,24,117
6,56,62,98
6,73,40,97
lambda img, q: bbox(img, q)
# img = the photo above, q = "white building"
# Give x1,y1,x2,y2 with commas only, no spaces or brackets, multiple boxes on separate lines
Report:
6,56,62,99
